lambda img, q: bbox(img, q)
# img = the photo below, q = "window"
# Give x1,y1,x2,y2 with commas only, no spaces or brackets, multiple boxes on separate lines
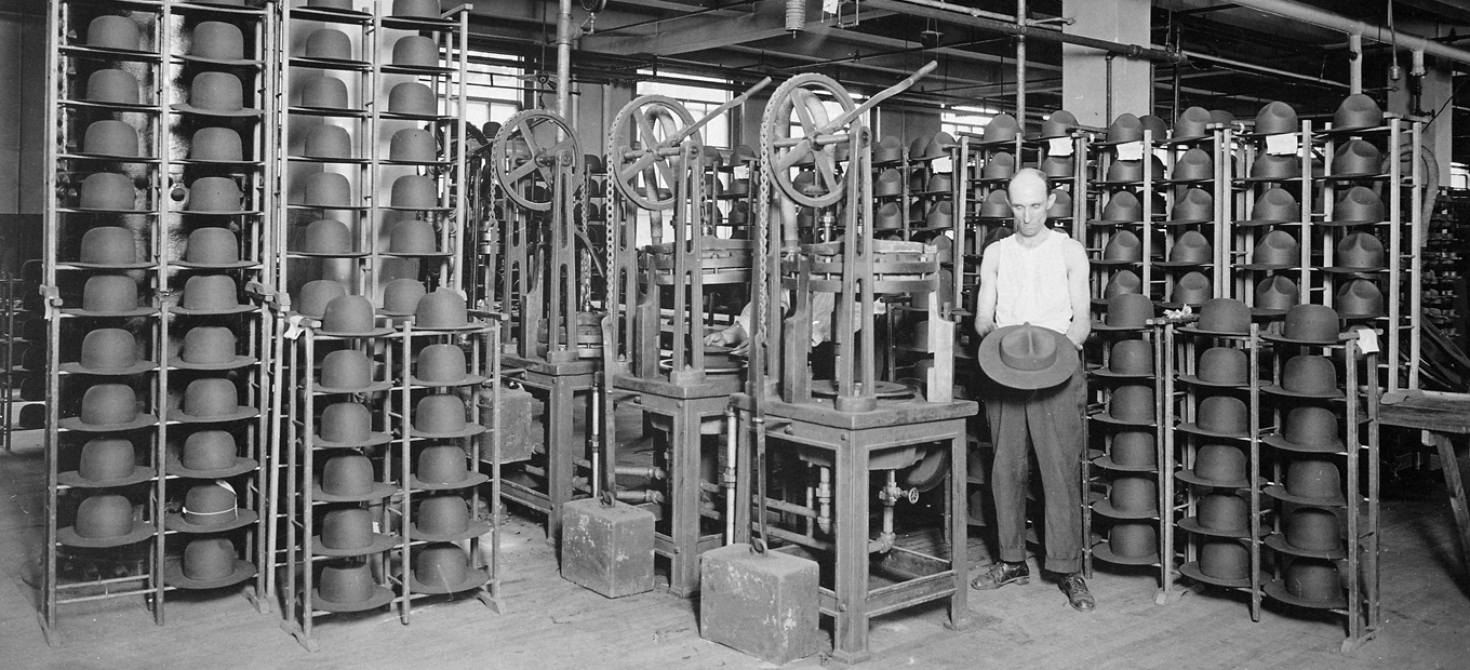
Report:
941,105,1000,138
637,72,732,149
453,56,526,134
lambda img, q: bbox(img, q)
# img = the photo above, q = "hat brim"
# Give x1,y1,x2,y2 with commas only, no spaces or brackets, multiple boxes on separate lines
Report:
1317,265,1386,275
1250,306,1292,318
1089,536,1159,566
171,260,259,270
1178,516,1255,539
176,158,260,168
1262,433,1346,454
60,360,158,376
58,206,151,215
382,63,456,77
1090,258,1144,267
164,558,258,590
1156,299,1208,310
291,56,373,71
169,406,261,424
1178,561,1263,589
311,432,394,450
1231,218,1302,227
1159,216,1214,226
1090,452,1156,473
165,509,259,533
410,424,488,440
1318,218,1386,227
57,465,155,488
318,327,397,338
290,154,369,165
1262,483,1347,508
1175,470,1259,490
1162,177,1213,187
169,355,258,371
1090,411,1157,427
288,106,369,118
314,380,395,395
381,157,450,167
1259,332,1341,346
409,471,489,492
166,456,259,480
67,99,158,113
1321,171,1388,182
64,44,159,60
59,414,159,433
409,518,493,543
61,260,157,271
380,111,450,122
1176,374,1250,389
169,104,264,118
1154,260,1214,269
1176,325,1251,338
1088,366,1154,380
408,373,487,389
1262,579,1346,610
178,54,263,67
1238,262,1298,271
410,320,490,333
312,532,400,558
1175,422,1249,440
313,481,398,503
1262,384,1344,401
1090,321,1149,333
312,584,396,613
410,567,490,595
1085,218,1143,227
1318,123,1385,136
1236,174,1303,184
382,250,453,259
57,524,156,549
294,5,373,19
291,250,370,259
287,202,369,212
1263,533,1347,561
382,15,456,29
1090,498,1158,520
181,209,263,217
171,305,258,317
976,326,1079,391
65,151,156,163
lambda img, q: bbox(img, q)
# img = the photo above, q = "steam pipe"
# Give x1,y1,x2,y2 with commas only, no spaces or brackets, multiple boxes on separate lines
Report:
1015,0,1026,128
556,0,573,116
1229,0,1470,69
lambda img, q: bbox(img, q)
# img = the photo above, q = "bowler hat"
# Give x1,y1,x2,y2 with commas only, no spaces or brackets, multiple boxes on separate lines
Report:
413,344,486,387
175,326,253,370
63,274,151,318
386,219,442,256
1335,279,1383,320
390,36,446,72
411,494,490,541
61,328,152,376
314,507,397,556
413,444,489,490
981,153,1015,181
1164,187,1213,225
1040,109,1077,139
302,124,353,160
1094,522,1159,565
61,383,155,432
316,348,388,394
380,279,427,317
1180,299,1250,337
1242,230,1299,270
1265,355,1343,399
1091,191,1141,225
293,280,348,319
1331,139,1382,178
1251,101,1298,136
1093,293,1154,332
1094,430,1155,471
167,537,256,589
978,189,1011,219
321,295,392,337
388,175,440,210
390,128,438,163
1093,338,1152,379
1104,113,1143,145
1047,189,1073,220
173,72,260,116
1323,232,1384,273
1178,347,1249,389
1095,384,1155,426
59,438,150,488
294,171,355,208
1279,458,1347,506
85,69,142,106
1095,475,1157,519
317,453,395,502
412,543,487,594
85,16,142,53
1183,539,1252,586
1265,558,1345,609
185,176,245,214
1094,230,1142,266
874,136,903,163
1252,275,1299,317
388,82,438,117
415,289,478,331
60,493,152,548
977,323,1077,390
1101,270,1143,303
1168,149,1213,183
1158,230,1212,267
175,274,251,315
1265,507,1344,560
981,114,1019,146
78,172,137,211
303,28,357,63
315,560,393,612
1235,187,1300,226
73,227,146,269
1246,153,1300,182
169,481,256,532
171,430,256,478
1171,106,1213,142
315,402,391,448
1262,304,1340,345
184,22,250,65
179,228,248,268
175,377,258,423
1178,395,1249,439
82,120,140,159
1177,443,1249,489
1181,492,1250,538
412,394,485,439
1331,94,1384,132
1041,155,1074,180
299,218,361,256
1264,406,1344,453
1326,186,1383,225
1162,271,1212,308
189,127,244,163
297,75,350,110
874,202,903,230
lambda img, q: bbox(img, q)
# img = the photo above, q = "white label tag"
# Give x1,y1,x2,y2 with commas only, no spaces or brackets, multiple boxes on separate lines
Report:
1115,141,1144,161
732,165,749,180
1353,326,1380,354
1265,133,1298,156
1047,137,1074,157
822,0,839,13
932,156,953,173
285,315,308,340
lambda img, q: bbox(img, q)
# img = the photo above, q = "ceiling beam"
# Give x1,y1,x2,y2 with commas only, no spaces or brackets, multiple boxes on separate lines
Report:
581,0,812,56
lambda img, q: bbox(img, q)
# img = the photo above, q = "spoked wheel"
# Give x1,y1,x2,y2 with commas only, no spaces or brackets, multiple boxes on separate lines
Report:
607,94,699,212
760,73,858,209
492,110,583,212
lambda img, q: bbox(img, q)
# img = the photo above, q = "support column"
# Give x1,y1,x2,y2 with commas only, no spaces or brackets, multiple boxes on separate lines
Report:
1386,63,1453,188
1061,0,1153,127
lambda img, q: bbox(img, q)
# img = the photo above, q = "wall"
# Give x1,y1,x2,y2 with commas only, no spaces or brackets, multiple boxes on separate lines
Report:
0,2,46,275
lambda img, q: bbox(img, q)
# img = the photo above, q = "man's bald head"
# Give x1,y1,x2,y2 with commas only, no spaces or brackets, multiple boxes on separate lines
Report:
1006,168,1055,238
1008,168,1050,202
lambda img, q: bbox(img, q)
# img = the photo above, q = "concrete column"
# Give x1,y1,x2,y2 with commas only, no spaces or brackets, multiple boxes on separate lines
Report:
1061,0,1153,127
1384,21,1454,187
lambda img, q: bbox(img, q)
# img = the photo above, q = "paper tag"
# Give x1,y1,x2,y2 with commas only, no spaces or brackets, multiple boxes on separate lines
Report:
1264,133,1298,156
732,164,749,180
932,156,953,173
1354,326,1380,354
1047,137,1074,157
1115,141,1144,161
822,0,839,13
285,314,308,340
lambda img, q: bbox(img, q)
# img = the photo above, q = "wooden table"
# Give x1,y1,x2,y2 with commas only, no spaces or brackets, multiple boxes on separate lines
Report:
1377,392,1470,573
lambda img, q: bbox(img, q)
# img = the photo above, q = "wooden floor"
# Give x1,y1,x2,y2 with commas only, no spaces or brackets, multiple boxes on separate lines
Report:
3,428,1469,670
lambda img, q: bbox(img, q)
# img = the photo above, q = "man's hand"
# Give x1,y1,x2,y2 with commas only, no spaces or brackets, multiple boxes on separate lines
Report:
704,322,748,355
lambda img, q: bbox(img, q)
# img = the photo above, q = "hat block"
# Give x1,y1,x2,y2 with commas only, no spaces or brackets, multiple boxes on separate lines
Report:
1093,475,1157,519
166,537,257,590
314,401,392,449
977,324,1077,391
1092,521,1159,565
314,507,398,557
1265,559,1346,609
1178,395,1250,439
315,561,394,612
59,494,153,548
410,494,492,542
411,543,488,594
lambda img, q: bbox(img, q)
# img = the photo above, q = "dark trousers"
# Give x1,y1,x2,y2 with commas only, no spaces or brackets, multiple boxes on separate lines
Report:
983,351,1086,574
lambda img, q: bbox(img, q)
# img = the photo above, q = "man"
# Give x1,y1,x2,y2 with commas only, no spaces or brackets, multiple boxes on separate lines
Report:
970,168,1095,612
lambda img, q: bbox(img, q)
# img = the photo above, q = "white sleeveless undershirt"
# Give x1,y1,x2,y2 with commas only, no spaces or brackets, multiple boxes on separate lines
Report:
991,230,1074,334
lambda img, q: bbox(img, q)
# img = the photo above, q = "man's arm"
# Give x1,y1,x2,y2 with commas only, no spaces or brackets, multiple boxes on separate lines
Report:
973,250,999,337
1063,239,1092,348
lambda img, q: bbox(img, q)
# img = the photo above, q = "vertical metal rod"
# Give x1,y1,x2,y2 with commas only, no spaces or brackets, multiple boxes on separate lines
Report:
1349,33,1363,94
1015,0,1026,124
556,0,574,117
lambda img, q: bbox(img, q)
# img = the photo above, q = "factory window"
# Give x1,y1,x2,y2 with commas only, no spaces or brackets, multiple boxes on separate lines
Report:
942,105,1000,138
637,72,733,149
1452,164,1469,190
784,93,869,141
453,56,527,136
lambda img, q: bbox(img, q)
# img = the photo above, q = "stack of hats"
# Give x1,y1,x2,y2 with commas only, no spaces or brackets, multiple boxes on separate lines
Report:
1088,307,1162,565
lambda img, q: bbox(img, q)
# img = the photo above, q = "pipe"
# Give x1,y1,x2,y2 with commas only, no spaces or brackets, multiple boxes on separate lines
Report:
555,0,573,116
1349,33,1363,94
815,465,832,535
867,0,1187,65
1230,0,1470,69
723,406,738,543
1015,0,1026,129
1180,49,1351,90
574,458,666,480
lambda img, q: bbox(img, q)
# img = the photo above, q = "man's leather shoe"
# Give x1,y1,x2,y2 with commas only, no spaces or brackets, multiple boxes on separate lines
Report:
1060,573,1096,612
970,561,1030,590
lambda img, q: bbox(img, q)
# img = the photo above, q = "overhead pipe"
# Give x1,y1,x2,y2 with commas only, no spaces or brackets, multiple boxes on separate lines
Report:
1229,0,1470,69
555,0,573,116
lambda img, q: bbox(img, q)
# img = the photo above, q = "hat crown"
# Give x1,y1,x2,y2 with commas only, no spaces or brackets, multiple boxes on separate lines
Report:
1199,539,1249,579
303,219,353,254
323,453,375,495
1196,299,1248,335
1285,507,1341,551
1104,293,1153,328
321,507,374,549
183,377,239,417
80,383,140,425
182,537,237,581
188,72,245,112
79,438,136,482
1101,191,1141,221
1332,186,1384,222
1108,384,1155,422
874,136,904,162
1249,152,1300,180
321,349,372,389
389,82,436,115
81,172,137,210
304,124,352,159
390,219,437,254
87,69,140,105
1333,93,1383,130
182,274,239,311
82,274,140,313
1110,430,1155,467
414,394,468,433
416,495,470,534
1283,406,1340,447
183,483,237,524
393,0,442,17
1169,187,1213,220
1172,106,1212,139
1285,559,1342,601
416,289,468,328
983,115,1019,144
390,128,437,162
83,120,139,157
996,326,1058,373
79,328,139,371
1196,443,1246,482
296,280,348,319
926,200,953,226
1335,232,1384,268
1253,101,1299,135
1196,347,1247,385
1332,139,1381,176
1170,149,1213,180
1251,230,1298,265
191,22,244,60
87,16,141,51
1108,522,1157,558
188,176,243,212
416,343,468,382
301,75,349,109
1248,187,1299,222
391,174,437,208
79,227,137,266
1335,279,1383,318
1104,270,1142,299
319,402,371,443
1254,276,1299,310
381,279,427,315
1282,304,1340,342
182,430,237,471
1109,475,1156,512
305,28,353,60
191,127,243,161
1286,458,1342,499
1106,113,1142,144
1102,230,1141,262
318,562,376,604
1167,230,1212,264
978,189,1010,218
417,444,468,484
875,202,902,229
76,494,134,538
416,543,470,585
301,171,351,206
1282,355,1338,394
1171,272,1212,305
392,35,439,67
1046,189,1072,219
1199,493,1247,531
1197,395,1247,434
185,227,240,264
1041,109,1077,139
322,295,377,333
309,0,356,8
982,152,1016,180
1107,338,1152,375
